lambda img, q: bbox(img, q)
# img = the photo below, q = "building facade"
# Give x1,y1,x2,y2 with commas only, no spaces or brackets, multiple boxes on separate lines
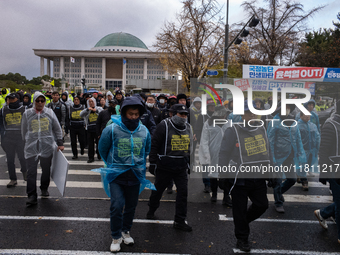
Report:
34,32,176,91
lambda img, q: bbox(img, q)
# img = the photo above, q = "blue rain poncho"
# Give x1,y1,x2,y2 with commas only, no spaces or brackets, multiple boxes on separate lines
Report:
92,115,155,196
297,119,320,172
295,99,320,133
228,112,243,123
267,114,307,177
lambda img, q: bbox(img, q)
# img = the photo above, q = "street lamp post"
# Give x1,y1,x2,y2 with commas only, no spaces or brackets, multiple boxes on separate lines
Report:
223,0,229,80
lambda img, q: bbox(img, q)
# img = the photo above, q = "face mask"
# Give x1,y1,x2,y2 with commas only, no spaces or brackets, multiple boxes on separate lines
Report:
286,108,290,115
207,110,214,116
172,115,187,126
169,101,176,106
146,103,154,108
9,100,20,109
159,99,165,104
121,115,140,131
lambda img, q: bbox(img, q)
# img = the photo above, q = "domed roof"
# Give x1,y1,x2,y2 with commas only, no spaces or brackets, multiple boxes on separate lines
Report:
94,32,148,49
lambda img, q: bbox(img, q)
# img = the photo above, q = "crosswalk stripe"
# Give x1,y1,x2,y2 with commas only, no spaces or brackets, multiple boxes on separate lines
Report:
219,215,336,225
232,248,339,254
0,249,190,255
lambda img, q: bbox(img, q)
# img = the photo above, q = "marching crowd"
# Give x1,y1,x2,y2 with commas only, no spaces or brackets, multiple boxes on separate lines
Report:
0,87,339,253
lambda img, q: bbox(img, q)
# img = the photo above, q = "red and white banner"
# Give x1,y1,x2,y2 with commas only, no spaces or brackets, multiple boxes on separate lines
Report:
243,65,340,82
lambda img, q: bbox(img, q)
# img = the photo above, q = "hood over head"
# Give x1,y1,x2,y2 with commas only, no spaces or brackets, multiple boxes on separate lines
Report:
33,92,46,109
120,96,146,117
87,97,97,109
106,91,113,98
303,99,316,109
61,92,68,101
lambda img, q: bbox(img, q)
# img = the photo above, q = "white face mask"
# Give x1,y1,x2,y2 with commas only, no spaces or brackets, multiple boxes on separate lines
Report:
146,102,154,108
159,99,165,104
286,108,290,115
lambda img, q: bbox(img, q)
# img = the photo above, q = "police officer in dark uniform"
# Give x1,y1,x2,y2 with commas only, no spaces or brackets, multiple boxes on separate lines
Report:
68,96,85,159
0,93,27,187
218,100,271,252
147,104,193,232
47,91,67,129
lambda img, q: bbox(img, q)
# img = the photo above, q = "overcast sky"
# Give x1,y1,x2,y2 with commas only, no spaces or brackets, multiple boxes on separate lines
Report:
0,0,339,80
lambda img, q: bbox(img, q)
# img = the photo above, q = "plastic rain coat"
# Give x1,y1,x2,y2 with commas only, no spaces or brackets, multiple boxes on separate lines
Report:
267,114,307,177
297,119,320,172
295,99,320,133
199,120,224,178
21,92,63,159
92,115,155,197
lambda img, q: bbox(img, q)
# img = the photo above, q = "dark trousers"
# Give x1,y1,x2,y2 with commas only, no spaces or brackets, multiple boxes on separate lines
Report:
231,180,268,241
148,168,188,222
26,155,53,196
70,127,85,156
2,134,26,181
87,130,98,160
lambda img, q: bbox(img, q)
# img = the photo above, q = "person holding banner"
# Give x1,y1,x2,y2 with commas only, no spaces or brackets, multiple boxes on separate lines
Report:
21,92,64,207
96,96,154,252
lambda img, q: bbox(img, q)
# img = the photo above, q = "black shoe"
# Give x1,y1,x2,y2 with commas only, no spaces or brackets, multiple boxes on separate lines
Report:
87,159,94,163
23,172,27,181
211,193,217,203
81,149,85,155
146,210,156,220
26,194,38,207
41,189,49,197
203,185,211,193
173,221,192,232
222,195,232,207
97,154,101,160
72,155,78,159
7,180,17,188
236,239,251,252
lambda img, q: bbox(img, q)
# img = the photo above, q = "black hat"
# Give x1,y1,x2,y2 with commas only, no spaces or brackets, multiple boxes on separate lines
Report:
157,94,168,100
172,104,188,114
177,93,187,101
7,93,19,99
115,90,123,95
109,99,118,105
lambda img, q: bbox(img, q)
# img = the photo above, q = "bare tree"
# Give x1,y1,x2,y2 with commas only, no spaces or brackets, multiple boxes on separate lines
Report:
241,0,325,65
153,0,224,91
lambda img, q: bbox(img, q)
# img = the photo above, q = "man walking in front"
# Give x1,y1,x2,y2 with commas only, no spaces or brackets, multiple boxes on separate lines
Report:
147,104,193,232
21,92,64,207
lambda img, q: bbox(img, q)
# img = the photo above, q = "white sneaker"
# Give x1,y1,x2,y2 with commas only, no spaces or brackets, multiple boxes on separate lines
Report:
122,231,134,245
314,209,328,229
110,237,122,252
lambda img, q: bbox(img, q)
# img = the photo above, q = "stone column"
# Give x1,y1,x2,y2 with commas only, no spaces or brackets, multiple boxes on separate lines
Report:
143,59,147,79
60,57,65,79
122,58,126,90
81,57,85,79
47,59,51,77
102,57,106,89
165,70,169,80
40,57,44,77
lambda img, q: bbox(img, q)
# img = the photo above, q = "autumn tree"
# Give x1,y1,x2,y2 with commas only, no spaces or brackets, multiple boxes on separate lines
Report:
296,12,340,67
241,0,325,65
153,0,225,91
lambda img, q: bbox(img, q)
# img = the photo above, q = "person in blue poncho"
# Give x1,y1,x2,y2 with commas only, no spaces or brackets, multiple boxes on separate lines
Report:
267,103,306,213
96,96,155,253
297,111,320,191
295,99,320,133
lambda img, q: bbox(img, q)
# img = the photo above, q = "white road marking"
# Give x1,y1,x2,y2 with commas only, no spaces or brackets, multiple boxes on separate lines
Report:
0,249,190,255
233,248,339,254
0,215,174,225
219,215,336,225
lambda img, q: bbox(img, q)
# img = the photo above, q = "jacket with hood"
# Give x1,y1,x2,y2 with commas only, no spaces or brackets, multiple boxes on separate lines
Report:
80,97,103,131
61,92,72,107
295,99,320,133
267,105,306,175
21,92,63,159
0,88,10,109
105,91,114,107
92,96,155,197
47,99,67,126
23,93,33,109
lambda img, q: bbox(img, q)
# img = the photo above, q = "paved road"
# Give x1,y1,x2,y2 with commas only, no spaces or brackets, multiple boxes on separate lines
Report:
0,138,339,254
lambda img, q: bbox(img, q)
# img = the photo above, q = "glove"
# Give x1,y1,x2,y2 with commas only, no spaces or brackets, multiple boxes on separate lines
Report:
149,164,157,176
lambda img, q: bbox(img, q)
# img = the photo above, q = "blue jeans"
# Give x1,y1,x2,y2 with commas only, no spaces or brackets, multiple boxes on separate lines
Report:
273,177,297,207
320,179,340,240
109,182,140,239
